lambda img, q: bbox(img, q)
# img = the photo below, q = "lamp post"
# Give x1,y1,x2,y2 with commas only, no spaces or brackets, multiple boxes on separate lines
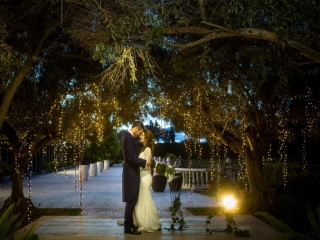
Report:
207,195,237,233
206,194,250,236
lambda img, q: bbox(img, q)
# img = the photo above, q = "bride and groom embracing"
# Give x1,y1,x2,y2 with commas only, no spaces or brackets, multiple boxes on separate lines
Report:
122,121,162,235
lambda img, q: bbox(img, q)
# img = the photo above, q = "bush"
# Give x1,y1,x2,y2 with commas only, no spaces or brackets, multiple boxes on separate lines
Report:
165,164,175,179
264,162,320,196
155,162,167,175
1,161,12,176
0,201,39,240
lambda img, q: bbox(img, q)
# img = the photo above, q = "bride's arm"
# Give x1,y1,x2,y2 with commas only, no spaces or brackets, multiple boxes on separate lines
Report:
143,148,152,170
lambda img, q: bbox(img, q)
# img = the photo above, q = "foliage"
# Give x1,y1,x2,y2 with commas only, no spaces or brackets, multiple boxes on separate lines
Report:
307,207,320,240
166,153,177,162
165,164,176,179
86,130,123,163
205,209,238,234
0,202,21,239
255,212,314,240
150,15,320,212
103,131,121,159
264,162,320,195
155,162,167,175
36,208,82,217
166,192,187,231
0,201,38,240
205,213,214,232
20,223,39,240
1,0,320,223
0,161,12,176
145,120,161,143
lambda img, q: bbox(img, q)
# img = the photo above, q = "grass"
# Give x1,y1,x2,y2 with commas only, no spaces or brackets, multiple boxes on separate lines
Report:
36,208,82,217
186,190,241,216
185,206,241,216
192,190,215,198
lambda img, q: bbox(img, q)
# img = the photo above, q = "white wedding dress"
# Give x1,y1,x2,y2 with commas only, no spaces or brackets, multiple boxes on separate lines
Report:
133,147,162,232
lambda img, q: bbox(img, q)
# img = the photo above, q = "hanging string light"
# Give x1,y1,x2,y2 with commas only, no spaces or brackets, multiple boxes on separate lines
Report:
278,97,288,189
78,97,85,215
215,144,221,201
63,143,68,178
267,143,272,162
73,132,78,192
241,119,248,193
302,87,315,171
27,154,33,223
208,140,215,181
183,111,193,199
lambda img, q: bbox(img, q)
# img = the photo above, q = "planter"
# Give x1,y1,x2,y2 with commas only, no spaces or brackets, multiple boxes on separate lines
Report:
168,172,183,191
79,165,89,181
152,174,167,192
97,162,103,173
104,160,110,170
89,163,97,177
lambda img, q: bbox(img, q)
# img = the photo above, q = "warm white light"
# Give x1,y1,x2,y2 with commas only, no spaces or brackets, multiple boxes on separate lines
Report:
222,196,236,209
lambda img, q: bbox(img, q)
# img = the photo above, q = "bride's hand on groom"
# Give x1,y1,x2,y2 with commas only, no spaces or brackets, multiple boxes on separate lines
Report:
146,159,151,167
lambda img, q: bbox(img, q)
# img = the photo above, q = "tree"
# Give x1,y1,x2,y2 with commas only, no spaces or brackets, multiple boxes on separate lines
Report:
169,127,175,143
102,131,121,160
1,0,320,220
2,0,320,132
145,120,161,142
0,0,157,129
86,130,120,161
0,42,103,221
149,36,320,215
0,39,147,225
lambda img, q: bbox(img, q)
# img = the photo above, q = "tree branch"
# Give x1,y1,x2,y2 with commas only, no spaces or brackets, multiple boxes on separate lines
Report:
163,26,320,63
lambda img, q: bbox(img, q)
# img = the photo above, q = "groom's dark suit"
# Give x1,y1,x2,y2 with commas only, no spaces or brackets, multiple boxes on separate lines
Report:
122,131,147,231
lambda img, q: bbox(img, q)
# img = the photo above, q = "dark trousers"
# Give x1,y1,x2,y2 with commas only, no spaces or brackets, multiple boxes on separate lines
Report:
124,193,138,230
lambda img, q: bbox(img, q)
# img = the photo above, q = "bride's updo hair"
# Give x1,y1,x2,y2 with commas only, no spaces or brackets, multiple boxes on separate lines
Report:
142,129,155,154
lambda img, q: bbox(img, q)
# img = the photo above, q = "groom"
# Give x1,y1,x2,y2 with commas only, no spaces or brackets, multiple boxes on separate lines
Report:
122,121,151,235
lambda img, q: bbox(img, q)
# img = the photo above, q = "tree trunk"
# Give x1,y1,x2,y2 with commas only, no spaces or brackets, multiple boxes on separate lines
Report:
0,154,38,227
239,148,287,215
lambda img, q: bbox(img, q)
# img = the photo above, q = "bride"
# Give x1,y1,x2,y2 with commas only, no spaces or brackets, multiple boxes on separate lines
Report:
133,129,162,232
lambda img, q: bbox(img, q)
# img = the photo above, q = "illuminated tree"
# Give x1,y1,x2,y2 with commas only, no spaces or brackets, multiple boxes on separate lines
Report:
0,43,147,224
1,0,320,219
150,40,320,214
2,0,320,130
0,0,157,128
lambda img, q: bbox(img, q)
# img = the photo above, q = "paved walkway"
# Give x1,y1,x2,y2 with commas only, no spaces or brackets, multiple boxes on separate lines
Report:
0,164,279,239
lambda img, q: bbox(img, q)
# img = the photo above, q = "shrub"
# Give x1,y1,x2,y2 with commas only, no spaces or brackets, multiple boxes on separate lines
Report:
0,201,39,240
264,162,320,196
155,162,166,175
1,161,12,176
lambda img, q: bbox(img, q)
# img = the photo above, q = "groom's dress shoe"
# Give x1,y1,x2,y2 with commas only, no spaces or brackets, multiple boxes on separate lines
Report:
133,226,139,231
124,228,141,235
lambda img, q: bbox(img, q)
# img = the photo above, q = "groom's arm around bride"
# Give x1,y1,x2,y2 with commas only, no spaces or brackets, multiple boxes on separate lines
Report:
121,121,151,234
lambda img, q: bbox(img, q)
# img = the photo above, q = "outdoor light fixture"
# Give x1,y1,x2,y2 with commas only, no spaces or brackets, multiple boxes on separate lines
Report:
221,196,236,210
206,195,250,236
207,195,237,234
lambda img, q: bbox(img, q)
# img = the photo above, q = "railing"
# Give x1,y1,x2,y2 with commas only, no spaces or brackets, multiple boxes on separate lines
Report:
174,166,240,189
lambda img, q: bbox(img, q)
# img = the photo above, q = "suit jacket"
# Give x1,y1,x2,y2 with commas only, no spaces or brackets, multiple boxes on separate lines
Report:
122,131,147,202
